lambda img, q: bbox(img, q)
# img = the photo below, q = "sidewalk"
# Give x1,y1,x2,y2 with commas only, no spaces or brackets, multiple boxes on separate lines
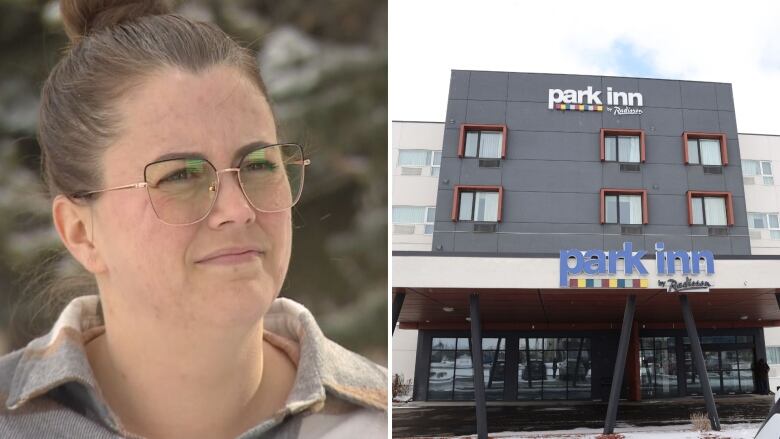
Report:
392,395,775,438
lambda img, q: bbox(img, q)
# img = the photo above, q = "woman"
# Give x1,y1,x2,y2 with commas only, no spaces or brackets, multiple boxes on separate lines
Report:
0,1,387,438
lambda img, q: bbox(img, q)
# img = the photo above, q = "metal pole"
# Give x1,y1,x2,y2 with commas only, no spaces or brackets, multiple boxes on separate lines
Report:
679,294,721,431
469,294,488,439
603,294,636,435
391,291,406,335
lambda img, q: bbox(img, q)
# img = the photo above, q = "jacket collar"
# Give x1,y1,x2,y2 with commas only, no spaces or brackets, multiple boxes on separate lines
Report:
4,295,386,422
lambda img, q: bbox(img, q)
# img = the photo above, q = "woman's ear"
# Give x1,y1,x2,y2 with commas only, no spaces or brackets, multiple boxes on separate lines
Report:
52,194,106,274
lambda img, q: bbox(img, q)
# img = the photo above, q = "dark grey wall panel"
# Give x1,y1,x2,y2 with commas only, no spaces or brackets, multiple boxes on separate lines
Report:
507,72,603,102
686,167,727,191
602,163,643,188
468,71,509,101
640,107,684,136
644,135,684,165
638,79,682,108
682,109,720,132
506,131,600,162
441,128,460,158
502,192,600,224
453,231,498,252
643,164,688,194
501,161,603,193
718,111,738,138
646,194,688,225
449,70,470,100
681,82,717,110
446,99,467,125
459,159,502,185
434,71,750,255
715,84,735,111
466,100,506,124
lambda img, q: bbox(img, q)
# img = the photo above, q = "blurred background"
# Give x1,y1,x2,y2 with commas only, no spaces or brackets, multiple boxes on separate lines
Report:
0,0,387,363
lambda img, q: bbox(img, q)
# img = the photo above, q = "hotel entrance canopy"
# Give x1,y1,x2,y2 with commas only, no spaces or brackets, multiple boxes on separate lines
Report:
393,252,780,328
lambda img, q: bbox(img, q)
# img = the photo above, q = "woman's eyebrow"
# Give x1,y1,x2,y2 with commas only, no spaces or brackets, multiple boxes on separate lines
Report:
150,140,273,163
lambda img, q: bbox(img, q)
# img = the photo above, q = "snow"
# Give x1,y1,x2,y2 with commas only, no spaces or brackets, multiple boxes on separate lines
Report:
415,423,761,438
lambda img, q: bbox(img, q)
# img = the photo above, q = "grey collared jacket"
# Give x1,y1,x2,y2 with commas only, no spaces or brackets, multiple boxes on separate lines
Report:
0,296,387,438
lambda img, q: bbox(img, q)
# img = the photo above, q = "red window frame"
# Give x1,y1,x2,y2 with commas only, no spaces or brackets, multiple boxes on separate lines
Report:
599,188,648,224
451,185,504,222
457,124,508,158
682,132,728,166
600,128,646,162
686,190,734,226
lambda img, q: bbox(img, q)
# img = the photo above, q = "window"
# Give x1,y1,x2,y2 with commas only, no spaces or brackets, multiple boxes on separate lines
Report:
601,129,645,163
683,132,728,166
600,189,648,224
392,206,436,235
397,149,442,177
768,346,780,364
452,186,503,222
458,124,507,159
425,207,435,234
687,191,734,226
518,337,591,400
428,337,506,401
742,159,774,185
747,212,780,239
640,337,677,398
431,151,442,177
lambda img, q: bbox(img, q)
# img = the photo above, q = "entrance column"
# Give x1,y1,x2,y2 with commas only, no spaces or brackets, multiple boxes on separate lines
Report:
679,294,721,431
392,290,406,335
603,294,636,435
469,293,488,439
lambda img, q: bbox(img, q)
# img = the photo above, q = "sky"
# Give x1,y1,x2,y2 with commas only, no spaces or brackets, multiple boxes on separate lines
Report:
389,0,780,135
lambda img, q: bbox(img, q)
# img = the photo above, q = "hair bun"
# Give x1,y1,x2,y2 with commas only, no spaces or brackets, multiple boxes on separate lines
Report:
60,0,173,43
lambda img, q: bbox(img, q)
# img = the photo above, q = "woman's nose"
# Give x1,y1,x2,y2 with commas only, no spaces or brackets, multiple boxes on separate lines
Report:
206,169,256,228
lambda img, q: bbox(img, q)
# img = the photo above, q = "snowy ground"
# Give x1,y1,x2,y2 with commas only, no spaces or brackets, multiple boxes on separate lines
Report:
400,423,761,438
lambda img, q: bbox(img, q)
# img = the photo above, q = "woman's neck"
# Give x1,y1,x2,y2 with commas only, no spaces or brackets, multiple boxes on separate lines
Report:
85,303,296,439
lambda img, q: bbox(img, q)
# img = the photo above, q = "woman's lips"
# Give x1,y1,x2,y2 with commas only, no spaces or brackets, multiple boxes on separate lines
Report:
196,250,263,265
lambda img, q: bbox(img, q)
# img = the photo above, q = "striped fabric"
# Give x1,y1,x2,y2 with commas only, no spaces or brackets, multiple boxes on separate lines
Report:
0,296,387,438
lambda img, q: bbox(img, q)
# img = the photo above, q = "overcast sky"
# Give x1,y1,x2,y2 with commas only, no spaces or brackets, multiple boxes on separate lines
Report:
389,1,780,134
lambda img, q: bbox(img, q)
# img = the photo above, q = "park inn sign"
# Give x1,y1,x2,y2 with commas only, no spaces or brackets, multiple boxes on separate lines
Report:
548,86,644,115
559,242,715,291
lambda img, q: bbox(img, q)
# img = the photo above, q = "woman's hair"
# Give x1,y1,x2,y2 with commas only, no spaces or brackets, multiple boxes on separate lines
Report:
41,0,270,199
14,0,272,345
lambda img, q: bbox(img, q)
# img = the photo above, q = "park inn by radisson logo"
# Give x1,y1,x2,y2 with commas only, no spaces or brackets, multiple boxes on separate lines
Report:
560,242,715,290
548,86,644,115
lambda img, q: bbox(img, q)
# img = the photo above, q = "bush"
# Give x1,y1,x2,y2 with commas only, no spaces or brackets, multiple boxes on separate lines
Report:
392,373,412,400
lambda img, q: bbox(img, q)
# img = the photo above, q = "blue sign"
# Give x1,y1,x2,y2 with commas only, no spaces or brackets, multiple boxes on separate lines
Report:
560,242,715,287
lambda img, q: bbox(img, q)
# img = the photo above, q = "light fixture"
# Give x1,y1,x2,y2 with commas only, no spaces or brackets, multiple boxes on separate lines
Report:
740,315,748,320
442,306,454,312
465,317,471,322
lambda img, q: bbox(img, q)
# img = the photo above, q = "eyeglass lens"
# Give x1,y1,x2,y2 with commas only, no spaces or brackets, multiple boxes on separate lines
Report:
143,143,304,225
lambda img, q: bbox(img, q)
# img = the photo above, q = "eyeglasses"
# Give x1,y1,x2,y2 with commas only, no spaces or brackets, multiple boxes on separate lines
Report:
72,143,310,226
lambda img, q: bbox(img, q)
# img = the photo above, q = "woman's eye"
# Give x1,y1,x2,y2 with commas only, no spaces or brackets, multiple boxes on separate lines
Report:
244,160,278,172
159,168,202,185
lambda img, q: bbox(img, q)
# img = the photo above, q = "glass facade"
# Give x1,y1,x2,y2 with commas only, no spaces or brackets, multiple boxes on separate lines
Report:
640,337,678,398
518,337,591,400
428,337,505,400
423,332,759,401
684,336,755,395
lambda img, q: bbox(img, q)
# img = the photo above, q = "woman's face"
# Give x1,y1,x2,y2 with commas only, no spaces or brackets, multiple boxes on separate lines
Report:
90,65,290,329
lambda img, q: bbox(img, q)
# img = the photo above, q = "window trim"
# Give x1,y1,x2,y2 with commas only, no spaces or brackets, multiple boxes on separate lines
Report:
600,188,648,224
451,185,504,222
686,191,734,226
458,124,508,159
600,128,646,163
683,132,728,166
